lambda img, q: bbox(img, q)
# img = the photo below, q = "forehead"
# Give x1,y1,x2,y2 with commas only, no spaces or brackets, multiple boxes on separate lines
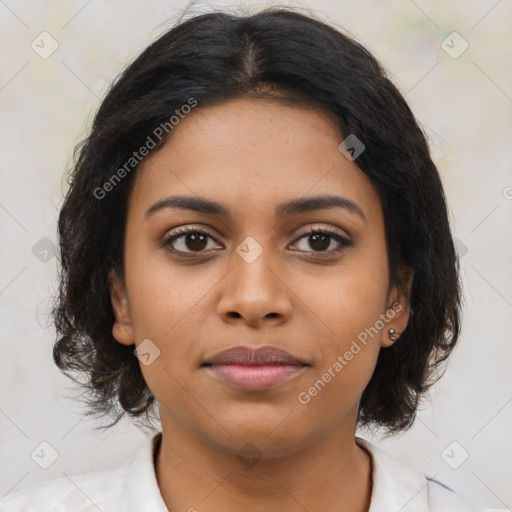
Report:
128,98,383,227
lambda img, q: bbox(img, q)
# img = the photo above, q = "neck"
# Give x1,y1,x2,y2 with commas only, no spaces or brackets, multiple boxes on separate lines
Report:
155,419,372,512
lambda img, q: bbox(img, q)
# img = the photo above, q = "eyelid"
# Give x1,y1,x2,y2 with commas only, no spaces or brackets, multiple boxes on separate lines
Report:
163,223,350,243
292,223,351,241
164,224,221,240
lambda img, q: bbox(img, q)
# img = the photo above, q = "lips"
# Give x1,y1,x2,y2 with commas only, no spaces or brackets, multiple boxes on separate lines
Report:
202,345,307,367
202,346,309,392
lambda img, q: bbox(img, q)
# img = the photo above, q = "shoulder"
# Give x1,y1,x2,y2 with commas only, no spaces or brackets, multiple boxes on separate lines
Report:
427,477,497,512
0,432,166,512
355,436,501,512
0,456,131,511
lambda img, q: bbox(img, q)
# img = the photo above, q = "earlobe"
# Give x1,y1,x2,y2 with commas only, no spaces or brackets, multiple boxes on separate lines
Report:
108,269,135,346
381,267,414,348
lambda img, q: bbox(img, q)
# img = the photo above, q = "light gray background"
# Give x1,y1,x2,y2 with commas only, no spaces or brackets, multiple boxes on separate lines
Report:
1,1,511,510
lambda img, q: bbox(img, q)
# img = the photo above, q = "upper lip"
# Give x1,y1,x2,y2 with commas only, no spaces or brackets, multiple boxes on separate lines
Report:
202,346,307,366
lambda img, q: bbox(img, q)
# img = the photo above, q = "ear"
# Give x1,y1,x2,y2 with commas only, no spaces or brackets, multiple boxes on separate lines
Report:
109,268,135,346
381,266,414,348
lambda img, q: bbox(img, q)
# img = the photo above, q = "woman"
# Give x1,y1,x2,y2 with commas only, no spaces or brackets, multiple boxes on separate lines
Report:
1,6,499,511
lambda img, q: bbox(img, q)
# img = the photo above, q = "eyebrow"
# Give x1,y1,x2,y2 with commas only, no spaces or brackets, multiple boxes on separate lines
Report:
145,194,367,223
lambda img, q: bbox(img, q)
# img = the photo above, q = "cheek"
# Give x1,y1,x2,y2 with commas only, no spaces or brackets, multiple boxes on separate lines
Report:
292,252,388,399
296,275,385,419
123,244,219,389
124,241,204,336
297,260,388,348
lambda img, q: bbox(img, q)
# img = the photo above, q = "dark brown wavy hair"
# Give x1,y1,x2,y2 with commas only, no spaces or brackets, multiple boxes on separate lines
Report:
52,6,463,436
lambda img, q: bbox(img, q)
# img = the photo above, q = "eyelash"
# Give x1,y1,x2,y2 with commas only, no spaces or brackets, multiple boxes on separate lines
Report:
161,225,352,258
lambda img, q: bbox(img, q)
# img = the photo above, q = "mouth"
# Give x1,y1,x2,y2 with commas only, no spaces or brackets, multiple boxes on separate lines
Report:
201,345,309,392
202,363,308,392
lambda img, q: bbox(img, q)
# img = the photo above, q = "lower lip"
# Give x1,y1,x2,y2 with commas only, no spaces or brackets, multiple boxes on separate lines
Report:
205,364,308,391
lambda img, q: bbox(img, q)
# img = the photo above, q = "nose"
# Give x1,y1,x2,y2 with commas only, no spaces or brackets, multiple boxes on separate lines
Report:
217,245,293,328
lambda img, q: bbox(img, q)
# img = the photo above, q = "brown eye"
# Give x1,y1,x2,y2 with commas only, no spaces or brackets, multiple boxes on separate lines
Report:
163,228,220,255
291,227,353,256
305,232,330,251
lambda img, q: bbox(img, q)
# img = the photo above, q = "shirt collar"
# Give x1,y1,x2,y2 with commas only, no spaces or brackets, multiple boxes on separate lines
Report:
125,431,168,511
126,432,430,512
356,436,429,512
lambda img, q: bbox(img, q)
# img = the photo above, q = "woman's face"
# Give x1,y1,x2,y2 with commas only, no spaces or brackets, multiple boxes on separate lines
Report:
110,97,412,456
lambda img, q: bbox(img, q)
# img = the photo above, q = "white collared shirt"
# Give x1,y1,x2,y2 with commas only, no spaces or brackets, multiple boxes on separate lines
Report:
0,433,503,511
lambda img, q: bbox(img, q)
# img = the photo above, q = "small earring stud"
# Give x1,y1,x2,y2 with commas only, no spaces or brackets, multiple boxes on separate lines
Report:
388,328,400,341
